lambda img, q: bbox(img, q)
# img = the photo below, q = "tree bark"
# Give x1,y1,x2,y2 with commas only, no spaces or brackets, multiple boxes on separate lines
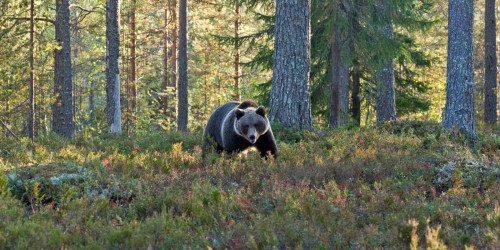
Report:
162,0,169,116
443,0,476,139
484,0,497,124
52,0,74,138
233,2,240,101
28,0,34,140
351,70,361,125
88,81,95,123
106,0,122,133
269,0,312,129
375,21,396,126
329,26,349,128
129,0,137,113
171,0,177,117
177,0,188,132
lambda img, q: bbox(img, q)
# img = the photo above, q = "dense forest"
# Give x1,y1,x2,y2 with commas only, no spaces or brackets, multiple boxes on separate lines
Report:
0,0,497,137
0,0,499,249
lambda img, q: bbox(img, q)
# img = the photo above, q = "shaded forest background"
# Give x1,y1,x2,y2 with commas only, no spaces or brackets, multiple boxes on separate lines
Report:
0,0,498,138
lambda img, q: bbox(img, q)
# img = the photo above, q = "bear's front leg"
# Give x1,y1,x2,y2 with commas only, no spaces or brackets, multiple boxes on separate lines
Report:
255,131,278,159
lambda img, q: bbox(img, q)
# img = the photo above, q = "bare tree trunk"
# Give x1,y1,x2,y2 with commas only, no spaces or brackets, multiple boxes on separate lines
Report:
88,81,95,123
233,1,240,101
269,0,312,130
28,0,34,140
443,0,476,139
329,26,349,128
375,22,396,125
106,0,122,133
484,0,497,124
351,70,361,125
128,0,137,113
52,0,74,138
171,0,177,118
177,0,188,132
162,0,169,116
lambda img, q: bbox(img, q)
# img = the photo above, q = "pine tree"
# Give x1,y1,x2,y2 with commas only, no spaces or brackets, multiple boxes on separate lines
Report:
269,0,312,129
329,24,349,128
376,24,396,125
484,0,497,124
28,0,34,140
52,0,74,138
106,0,122,133
177,0,188,132
443,0,476,139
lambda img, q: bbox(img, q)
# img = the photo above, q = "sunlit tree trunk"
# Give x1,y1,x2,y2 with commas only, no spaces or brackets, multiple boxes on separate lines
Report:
128,0,137,113
106,0,122,133
443,0,476,139
177,0,188,132
269,0,312,129
28,0,34,140
52,0,74,138
233,1,240,101
171,0,177,118
162,0,169,116
484,0,497,124
88,81,95,123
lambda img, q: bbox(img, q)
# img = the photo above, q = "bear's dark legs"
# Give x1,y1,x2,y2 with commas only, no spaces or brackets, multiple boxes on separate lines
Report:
223,136,251,155
255,131,278,159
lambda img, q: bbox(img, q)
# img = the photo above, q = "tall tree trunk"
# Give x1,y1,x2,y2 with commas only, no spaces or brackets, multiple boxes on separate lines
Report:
129,0,137,113
171,0,177,116
351,70,361,125
177,0,188,132
484,0,497,124
376,21,396,125
162,0,169,117
233,1,240,101
443,0,476,139
52,0,74,138
28,0,34,140
88,81,95,124
329,26,349,128
106,0,122,133
269,0,312,129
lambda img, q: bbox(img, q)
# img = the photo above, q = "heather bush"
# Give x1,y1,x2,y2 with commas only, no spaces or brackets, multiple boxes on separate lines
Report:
0,124,498,249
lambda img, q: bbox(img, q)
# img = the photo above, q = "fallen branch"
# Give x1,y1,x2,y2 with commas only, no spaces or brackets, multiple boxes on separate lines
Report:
0,118,20,141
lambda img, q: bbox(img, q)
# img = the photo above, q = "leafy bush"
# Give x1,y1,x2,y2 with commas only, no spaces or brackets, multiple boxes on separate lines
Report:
0,125,498,249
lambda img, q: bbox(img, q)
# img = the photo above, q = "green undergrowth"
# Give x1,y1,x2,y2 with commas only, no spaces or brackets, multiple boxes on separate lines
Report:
0,122,498,249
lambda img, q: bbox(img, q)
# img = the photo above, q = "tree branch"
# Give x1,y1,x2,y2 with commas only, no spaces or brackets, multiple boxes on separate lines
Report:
6,17,55,25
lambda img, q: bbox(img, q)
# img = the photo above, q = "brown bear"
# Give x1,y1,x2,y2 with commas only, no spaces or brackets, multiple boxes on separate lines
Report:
202,100,278,158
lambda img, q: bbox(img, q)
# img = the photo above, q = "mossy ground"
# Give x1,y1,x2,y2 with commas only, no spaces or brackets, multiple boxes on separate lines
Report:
0,122,498,249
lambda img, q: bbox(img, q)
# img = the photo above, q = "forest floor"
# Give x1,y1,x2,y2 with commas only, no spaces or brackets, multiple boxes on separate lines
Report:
0,121,499,249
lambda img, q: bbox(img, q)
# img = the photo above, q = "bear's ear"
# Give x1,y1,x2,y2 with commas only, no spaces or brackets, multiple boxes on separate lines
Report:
235,109,245,119
256,106,266,117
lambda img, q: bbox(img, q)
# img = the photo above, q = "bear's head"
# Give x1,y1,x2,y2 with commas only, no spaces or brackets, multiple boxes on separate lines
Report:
235,106,269,144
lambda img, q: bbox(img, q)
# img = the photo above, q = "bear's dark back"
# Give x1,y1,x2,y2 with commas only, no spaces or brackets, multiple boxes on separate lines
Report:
203,101,240,146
